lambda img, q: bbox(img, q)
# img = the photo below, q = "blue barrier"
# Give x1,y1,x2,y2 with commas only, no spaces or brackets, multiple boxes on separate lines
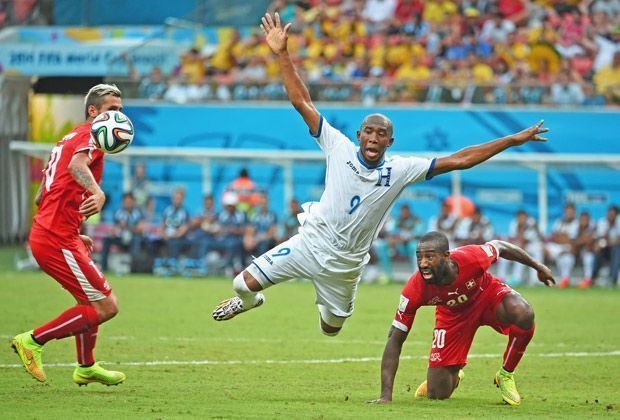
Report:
100,104,620,235
54,0,271,26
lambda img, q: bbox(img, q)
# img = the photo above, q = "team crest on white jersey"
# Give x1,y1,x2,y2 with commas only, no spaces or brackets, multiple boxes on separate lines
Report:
375,167,392,187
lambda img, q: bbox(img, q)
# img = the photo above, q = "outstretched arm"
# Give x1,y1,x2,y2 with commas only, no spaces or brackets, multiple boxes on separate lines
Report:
429,121,549,177
368,326,409,404
490,240,556,287
260,12,320,134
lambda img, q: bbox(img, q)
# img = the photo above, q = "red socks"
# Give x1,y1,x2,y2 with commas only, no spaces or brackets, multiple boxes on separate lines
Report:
502,323,535,372
75,325,98,366
33,305,100,345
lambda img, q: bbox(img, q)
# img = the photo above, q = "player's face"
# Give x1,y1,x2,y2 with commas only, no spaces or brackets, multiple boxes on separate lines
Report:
89,95,123,119
123,195,135,209
416,244,450,283
356,114,394,165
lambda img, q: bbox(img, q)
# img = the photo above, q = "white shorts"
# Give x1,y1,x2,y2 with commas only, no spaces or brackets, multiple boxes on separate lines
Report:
246,233,363,318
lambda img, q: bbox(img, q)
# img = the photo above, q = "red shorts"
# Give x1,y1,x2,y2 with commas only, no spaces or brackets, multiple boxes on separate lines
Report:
29,222,111,302
428,278,513,368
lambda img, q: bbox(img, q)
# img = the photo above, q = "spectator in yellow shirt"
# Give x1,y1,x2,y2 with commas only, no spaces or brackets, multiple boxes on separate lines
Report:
394,54,431,100
594,51,620,103
423,0,457,24
179,47,206,84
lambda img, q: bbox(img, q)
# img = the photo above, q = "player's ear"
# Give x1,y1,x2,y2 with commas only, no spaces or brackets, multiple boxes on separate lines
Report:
356,130,361,142
388,137,394,147
87,104,98,118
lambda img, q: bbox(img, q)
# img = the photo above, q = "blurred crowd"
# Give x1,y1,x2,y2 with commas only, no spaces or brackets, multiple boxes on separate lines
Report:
0,0,51,28
126,0,620,106
78,164,620,288
371,199,620,288
84,166,300,278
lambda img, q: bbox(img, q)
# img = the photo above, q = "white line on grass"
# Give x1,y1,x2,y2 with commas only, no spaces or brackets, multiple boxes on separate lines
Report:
1,350,619,369
1,334,420,346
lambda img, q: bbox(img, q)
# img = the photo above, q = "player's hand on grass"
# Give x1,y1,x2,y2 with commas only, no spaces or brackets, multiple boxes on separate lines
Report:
79,235,94,252
510,120,549,146
260,12,291,55
79,191,106,218
536,264,555,287
367,397,391,404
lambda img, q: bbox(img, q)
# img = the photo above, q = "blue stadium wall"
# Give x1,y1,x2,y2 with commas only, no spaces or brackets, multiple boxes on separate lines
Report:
54,0,271,26
101,103,620,235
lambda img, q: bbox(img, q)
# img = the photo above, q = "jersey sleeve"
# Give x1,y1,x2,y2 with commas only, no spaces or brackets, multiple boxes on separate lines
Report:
392,275,424,333
310,115,351,152
404,156,436,185
456,243,499,273
72,128,104,164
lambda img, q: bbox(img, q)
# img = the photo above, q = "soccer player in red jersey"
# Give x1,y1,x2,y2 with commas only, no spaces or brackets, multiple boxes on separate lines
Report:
11,84,126,386
369,231,555,406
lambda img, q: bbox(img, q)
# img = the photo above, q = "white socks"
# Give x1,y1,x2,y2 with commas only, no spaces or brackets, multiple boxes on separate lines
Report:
232,272,261,309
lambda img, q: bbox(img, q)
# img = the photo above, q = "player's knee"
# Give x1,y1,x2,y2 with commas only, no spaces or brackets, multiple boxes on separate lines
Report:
321,326,341,337
94,293,119,323
320,318,341,336
95,301,118,322
233,270,263,293
318,305,346,337
511,302,534,329
515,303,535,329
427,385,453,400
502,294,534,328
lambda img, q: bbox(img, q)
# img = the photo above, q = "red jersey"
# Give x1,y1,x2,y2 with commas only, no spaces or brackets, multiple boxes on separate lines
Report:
34,123,104,238
393,243,500,332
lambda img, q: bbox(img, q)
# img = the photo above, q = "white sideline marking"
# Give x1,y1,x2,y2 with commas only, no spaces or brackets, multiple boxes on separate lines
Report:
1,350,619,369
2,334,419,346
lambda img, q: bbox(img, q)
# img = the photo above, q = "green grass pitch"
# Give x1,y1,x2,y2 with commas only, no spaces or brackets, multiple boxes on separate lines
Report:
1,247,619,418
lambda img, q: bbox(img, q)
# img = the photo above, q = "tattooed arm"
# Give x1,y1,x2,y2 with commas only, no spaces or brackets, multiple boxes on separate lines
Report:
68,151,105,217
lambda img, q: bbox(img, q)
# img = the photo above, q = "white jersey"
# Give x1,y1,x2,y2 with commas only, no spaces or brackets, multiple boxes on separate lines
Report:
298,116,435,269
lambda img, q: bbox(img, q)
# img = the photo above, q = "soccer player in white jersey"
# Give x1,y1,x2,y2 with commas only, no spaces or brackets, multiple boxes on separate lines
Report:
212,12,549,336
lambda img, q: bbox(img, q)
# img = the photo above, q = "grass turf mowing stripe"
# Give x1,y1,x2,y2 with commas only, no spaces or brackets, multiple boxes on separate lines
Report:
2,350,619,369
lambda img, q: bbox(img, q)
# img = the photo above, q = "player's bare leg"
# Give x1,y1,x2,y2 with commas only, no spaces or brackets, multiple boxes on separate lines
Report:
89,292,119,322
212,270,265,321
493,292,535,406
317,304,347,337
319,318,341,336
417,365,463,399
12,293,122,384
71,293,125,386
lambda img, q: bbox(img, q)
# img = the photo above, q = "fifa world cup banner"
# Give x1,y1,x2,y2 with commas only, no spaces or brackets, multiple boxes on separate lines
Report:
0,42,180,76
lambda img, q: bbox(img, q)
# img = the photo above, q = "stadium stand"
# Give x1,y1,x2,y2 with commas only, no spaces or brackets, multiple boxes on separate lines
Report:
2,0,619,285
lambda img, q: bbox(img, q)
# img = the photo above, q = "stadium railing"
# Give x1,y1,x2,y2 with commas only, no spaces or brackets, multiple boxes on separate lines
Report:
108,77,609,106
9,140,620,239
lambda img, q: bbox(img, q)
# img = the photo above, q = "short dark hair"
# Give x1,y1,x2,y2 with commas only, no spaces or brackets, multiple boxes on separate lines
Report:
419,231,450,252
